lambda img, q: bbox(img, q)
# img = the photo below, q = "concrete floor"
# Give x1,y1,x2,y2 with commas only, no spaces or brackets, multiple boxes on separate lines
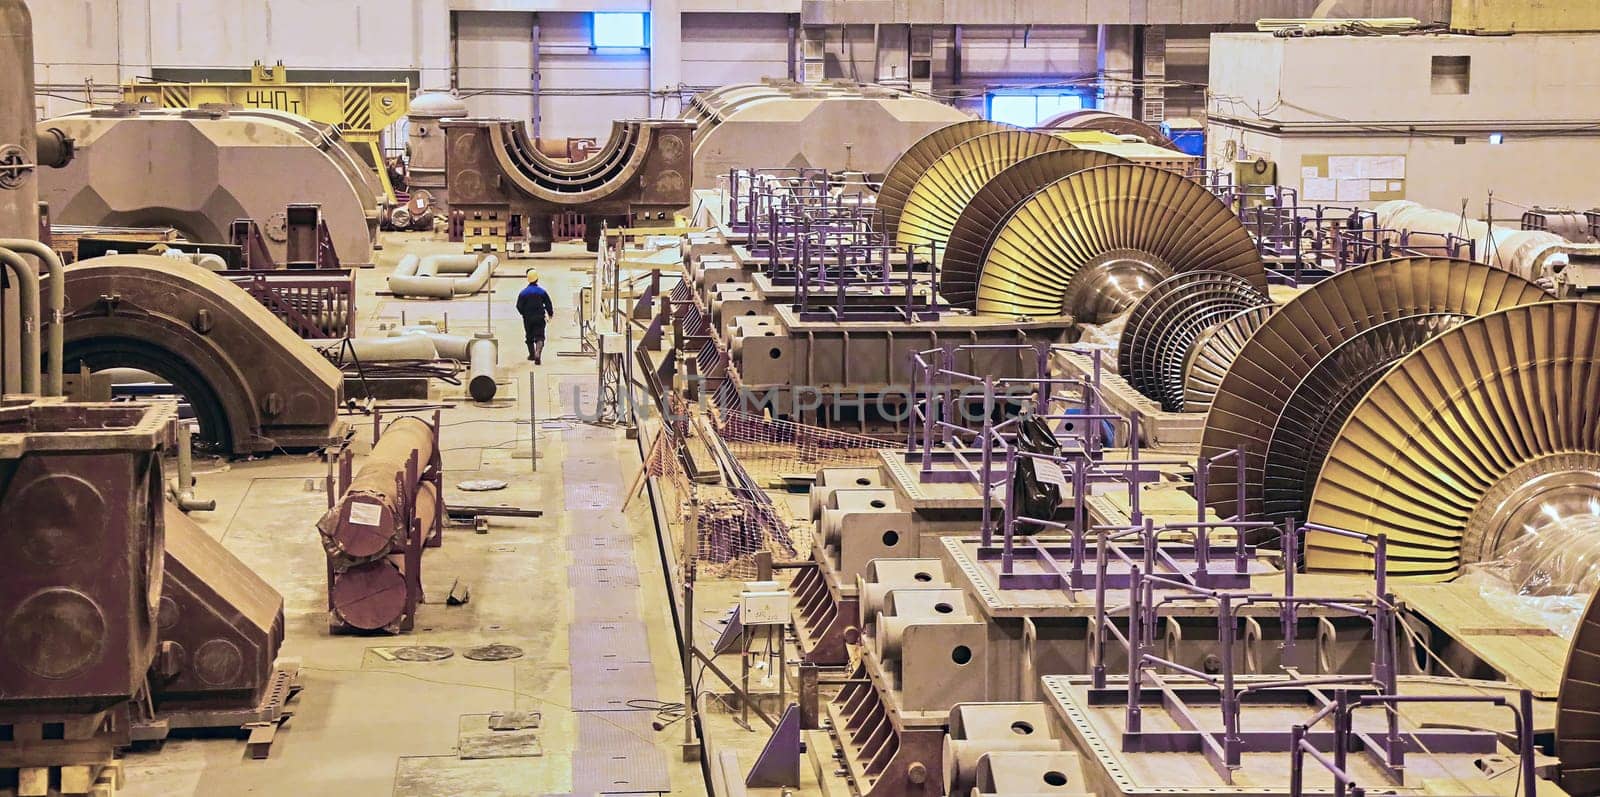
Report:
121,233,710,796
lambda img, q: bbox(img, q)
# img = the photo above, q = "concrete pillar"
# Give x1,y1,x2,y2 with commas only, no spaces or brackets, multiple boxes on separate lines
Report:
1097,24,1135,117
650,0,681,118
415,0,453,91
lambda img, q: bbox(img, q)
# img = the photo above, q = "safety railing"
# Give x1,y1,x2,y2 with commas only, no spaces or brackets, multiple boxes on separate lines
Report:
904,344,1118,486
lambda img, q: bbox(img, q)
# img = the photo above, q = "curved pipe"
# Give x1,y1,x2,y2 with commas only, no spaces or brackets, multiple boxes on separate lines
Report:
2,237,68,395
323,329,499,399
0,246,40,394
387,253,497,298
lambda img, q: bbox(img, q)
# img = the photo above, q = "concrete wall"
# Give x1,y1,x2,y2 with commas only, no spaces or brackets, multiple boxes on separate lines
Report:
34,0,452,118
681,12,792,88
1207,32,1600,212
801,0,1451,25
31,0,1448,139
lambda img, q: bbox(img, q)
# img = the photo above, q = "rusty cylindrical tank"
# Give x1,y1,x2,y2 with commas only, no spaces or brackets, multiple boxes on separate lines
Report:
317,416,439,561
328,481,438,632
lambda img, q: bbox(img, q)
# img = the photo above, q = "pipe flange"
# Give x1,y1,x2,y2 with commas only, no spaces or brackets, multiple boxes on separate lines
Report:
0,144,33,190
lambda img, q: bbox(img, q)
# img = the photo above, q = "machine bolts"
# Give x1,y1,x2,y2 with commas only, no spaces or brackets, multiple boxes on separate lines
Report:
907,762,927,784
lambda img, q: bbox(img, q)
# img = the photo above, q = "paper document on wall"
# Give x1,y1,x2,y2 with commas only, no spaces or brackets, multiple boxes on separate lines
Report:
1327,157,1364,180
1303,177,1338,202
1325,155,1406,181
1336,179,1371,202
1367,156,1406,179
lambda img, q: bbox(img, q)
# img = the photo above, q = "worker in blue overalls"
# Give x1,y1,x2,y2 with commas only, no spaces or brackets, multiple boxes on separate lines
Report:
515,268,555,364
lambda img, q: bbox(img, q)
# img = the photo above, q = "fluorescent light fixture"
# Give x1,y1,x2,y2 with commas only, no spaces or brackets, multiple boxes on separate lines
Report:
592,12,647,49
1488,133,1505,145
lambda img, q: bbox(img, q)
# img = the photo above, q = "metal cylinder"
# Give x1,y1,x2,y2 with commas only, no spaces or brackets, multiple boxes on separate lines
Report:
327,334,440,364
329,476,437,632
943,738,1062,796
414,479,439,537
351,416,437,496
329,556,409,632
321,417,437,560
1375,199,1579,282
467,333,498,401
35,126,71,169
820,506,846,548
405,91,468,205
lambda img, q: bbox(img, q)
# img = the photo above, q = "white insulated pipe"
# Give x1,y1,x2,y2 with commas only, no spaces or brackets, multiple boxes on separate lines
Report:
466,333,498,402
0,246,40,394
1,238,67,395
325,334,441,364
1374,200,1589,283
387,253,498,298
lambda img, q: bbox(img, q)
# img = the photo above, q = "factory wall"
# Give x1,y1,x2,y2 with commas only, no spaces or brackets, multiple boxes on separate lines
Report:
31,0,1451,139
681,13,791,88
32,0,452,118
1207,32,1600,212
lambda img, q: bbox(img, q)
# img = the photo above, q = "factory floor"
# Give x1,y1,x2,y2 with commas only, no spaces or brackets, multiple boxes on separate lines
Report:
119,233,729,796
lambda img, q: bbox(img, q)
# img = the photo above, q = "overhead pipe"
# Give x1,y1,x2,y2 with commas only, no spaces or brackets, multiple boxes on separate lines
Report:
0,245,39,394
0,237,66,395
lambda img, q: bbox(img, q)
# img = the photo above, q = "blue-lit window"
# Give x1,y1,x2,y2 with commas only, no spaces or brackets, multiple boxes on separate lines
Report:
986,91,1085,127
593,12,647,49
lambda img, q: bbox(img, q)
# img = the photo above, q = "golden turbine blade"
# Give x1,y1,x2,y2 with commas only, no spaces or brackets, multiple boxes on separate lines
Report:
875,120,1014,239
896,130,1073,250
1306,300,1600,581
1198,257,1549,524
940,148,1126,309
1117,270,1272,412
975,163,1265,324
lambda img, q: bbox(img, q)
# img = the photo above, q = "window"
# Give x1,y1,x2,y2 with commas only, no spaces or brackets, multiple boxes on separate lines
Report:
986,91,1086,127
592,12,648,49
1431,55,1470,95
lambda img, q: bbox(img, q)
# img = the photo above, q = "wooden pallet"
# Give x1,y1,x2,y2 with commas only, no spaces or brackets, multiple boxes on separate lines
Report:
7,759,123,797
0,714,125,797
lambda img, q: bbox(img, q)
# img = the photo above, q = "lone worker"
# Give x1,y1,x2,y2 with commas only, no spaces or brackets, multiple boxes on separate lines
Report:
516,268,555,364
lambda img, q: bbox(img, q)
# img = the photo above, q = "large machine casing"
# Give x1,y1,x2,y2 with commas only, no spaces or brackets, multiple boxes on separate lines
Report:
0,401,170,717
443,118,693,250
